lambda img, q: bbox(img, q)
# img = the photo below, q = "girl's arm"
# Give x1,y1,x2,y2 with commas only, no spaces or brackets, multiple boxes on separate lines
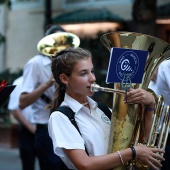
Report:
125,88,155,139
63,144,164,170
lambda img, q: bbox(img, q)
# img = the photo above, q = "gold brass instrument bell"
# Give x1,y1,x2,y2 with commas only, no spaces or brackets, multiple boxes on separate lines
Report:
37,32,80,57
90,32,170,170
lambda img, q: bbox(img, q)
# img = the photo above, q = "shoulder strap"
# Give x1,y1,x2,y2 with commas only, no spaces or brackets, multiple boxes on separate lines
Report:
55,106,88,154
56,107,81,135
97,102,112,120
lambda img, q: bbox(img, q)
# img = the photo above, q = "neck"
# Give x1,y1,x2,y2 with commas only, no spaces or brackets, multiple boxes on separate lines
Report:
66,92,88,105
82,101,88,106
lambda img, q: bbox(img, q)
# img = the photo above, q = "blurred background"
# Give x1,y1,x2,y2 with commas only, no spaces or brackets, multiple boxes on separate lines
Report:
0,0,170,169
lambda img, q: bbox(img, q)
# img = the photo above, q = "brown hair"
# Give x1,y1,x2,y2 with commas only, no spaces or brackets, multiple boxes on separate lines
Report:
49,47,92,112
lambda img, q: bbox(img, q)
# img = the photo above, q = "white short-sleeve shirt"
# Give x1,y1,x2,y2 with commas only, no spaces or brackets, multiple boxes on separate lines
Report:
21,54,55,124
8,76,33,122
48,94,111,169
156,60,170,132
156,60,170,109
148,80,157,94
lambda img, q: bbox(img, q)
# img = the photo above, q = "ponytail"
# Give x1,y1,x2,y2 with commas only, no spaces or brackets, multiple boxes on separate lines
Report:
50,84,65,113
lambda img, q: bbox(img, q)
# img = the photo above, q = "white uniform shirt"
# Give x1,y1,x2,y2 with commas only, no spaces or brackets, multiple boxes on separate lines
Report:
156,60,170,132
21,54,55,124
148,80,157,94
48,94,111,169
156,60,170,110
8,76,33,122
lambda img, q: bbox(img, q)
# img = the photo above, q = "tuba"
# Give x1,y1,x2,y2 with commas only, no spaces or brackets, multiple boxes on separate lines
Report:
91,32,170,170
37,32,80,57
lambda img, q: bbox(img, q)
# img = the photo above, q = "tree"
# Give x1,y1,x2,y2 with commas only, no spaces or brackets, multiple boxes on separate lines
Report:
0,33,5,46
125,0,157,36
44,0,52,32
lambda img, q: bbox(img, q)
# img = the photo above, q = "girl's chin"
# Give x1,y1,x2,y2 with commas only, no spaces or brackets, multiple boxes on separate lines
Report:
88,92,94,97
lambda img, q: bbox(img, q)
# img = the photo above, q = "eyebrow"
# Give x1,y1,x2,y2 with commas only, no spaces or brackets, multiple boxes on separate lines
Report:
78,67,94,73
78,69,87,73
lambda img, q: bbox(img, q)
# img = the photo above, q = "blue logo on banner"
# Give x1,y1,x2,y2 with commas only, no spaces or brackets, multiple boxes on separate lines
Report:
106,47,148,84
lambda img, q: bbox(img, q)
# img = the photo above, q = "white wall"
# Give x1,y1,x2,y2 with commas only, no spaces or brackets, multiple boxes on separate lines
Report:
5,0,63,72
0,4,8,72
6,5,44,72
4,0,170,72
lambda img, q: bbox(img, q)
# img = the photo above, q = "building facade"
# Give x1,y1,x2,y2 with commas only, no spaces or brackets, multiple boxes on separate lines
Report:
1,0,170,72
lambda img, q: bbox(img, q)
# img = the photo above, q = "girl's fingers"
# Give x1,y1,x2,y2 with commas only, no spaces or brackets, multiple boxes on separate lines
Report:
149,156,163,167
135,144,165,170
149,161,161,170
152,152,165,162
146,149,165,169
151,148,165,154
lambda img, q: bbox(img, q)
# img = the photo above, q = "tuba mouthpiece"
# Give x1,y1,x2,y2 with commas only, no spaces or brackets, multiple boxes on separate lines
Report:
90,83,126,94
90,83,101,92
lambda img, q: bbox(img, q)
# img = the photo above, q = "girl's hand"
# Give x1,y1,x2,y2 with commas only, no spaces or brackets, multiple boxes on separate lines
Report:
125,88,155,107
134,144,165,170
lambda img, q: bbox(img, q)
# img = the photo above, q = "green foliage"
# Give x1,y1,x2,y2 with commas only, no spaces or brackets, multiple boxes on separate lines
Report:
0,0,11,9
0,69,23,84
0,69,22,124
0,33,5,46
0,0,5,4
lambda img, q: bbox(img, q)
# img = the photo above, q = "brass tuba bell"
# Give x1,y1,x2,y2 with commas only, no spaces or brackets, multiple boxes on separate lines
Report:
93,32,170,170
37,32,80,57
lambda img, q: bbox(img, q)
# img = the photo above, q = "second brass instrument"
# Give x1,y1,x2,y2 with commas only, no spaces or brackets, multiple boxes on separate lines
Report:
37,32,80,57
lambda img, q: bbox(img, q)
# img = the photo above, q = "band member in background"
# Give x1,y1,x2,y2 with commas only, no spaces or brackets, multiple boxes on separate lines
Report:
153,60,170,170
8,76,37,170
48,47,164,170
19,25,68,170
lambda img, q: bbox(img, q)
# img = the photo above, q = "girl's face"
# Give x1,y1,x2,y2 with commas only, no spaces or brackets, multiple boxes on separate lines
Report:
65,57,96,102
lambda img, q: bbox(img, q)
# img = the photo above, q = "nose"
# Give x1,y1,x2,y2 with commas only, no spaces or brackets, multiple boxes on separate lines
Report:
89,73,96,83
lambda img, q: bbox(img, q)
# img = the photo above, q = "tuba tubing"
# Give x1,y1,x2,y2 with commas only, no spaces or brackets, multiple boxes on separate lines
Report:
147,95,164,147
157,106,170,150
91,83,170,169
99,31,170,170
160,106,170,156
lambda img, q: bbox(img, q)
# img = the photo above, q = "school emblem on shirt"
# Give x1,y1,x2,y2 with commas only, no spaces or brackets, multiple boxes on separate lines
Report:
101,114,111,125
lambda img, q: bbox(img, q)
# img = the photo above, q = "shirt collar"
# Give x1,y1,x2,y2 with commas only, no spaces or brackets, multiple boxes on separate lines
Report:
61,93,98,114
41,55,52,66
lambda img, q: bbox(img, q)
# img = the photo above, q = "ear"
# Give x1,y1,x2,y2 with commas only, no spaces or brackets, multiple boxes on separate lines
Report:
59,73,69,85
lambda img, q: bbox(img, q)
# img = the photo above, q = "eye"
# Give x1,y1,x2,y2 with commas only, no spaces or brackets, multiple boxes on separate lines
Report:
91,68,95,74
80,71,87,76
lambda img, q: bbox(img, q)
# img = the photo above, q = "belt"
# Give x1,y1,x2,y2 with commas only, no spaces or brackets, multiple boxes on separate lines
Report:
36,124,48,128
